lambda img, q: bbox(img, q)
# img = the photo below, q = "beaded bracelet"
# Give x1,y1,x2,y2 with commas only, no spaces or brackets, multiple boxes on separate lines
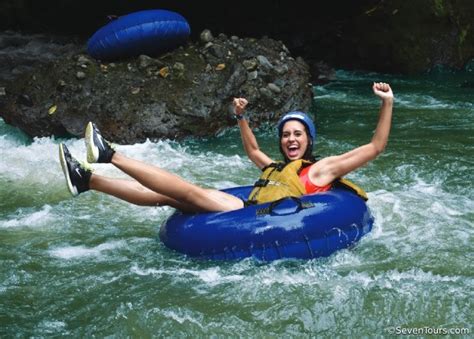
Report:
234,114,245,121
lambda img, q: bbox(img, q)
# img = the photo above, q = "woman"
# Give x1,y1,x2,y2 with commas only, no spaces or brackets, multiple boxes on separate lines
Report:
59,82,393,212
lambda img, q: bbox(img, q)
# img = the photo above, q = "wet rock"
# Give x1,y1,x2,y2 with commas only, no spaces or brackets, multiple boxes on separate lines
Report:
243,59,258,71
200,29,214,43
257,55,273,70
138,55,155,69
274,64,288,75
259,87,273,99
207,44,228,59
76,55,92,67
75,71,86,80
57,80,67,90
247,71,258,81
268,83,281,93
18,94,33,107
173,62,185,72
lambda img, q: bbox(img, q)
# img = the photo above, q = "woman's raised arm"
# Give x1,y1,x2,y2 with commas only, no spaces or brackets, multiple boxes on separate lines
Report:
309,82,394,187
233,98,273,169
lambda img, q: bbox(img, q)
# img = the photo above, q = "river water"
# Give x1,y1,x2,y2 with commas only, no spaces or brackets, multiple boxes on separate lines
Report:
1,70,472,336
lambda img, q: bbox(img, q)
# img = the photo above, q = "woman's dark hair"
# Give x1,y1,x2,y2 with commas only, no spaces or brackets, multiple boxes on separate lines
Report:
279,124,317,163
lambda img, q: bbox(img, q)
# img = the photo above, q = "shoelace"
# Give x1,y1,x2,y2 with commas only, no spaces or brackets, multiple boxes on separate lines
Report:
79,160,94,173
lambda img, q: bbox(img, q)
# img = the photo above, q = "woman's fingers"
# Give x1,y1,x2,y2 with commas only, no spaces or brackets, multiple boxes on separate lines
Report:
237,98,247,106
373,82,391,92
372,82,394,101
233,97,248,108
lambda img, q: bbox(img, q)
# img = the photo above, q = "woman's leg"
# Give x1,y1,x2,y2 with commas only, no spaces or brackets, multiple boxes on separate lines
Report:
110,152,244,212
84,122,243,212
60,142,242,212
89,174,203,212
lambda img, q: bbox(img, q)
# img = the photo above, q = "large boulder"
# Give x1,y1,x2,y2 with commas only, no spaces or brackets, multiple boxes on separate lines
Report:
0,31,312,143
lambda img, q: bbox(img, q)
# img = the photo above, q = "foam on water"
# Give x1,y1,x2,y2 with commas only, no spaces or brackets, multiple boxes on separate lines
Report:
313,87,374,106
396,94,473,109
0,136,63,185
1,204,54,228
124,252,471,307
161,309,204,328
49,240,127,260
0,127,254,234
35,320,68,335
0,125,253,193
315,87,472,112
368,176,473,244
130,264,244,286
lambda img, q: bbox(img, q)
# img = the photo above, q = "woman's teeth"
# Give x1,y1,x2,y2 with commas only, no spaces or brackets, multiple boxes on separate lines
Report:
288,146,299,156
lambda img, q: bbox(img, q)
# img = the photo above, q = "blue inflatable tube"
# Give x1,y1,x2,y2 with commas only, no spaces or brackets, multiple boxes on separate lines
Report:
87,9,191,60
160,185,374,261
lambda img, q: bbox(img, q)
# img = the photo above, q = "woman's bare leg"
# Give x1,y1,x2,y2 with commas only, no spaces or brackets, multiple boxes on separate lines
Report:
110,152,243,212
89,174,203,212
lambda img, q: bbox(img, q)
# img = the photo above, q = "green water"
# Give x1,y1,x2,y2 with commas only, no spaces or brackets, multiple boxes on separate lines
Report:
1,70,472,337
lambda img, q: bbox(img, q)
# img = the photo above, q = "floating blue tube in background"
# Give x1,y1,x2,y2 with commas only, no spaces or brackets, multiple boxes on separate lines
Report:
160,185,374,261
87,9,190,60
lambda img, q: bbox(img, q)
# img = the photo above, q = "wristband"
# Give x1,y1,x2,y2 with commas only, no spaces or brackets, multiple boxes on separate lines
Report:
234,114,245,121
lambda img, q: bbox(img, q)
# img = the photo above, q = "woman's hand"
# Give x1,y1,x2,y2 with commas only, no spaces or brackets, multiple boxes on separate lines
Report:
309,82,394,187
233,96,273,169
233,97,248,116
372,82,394,102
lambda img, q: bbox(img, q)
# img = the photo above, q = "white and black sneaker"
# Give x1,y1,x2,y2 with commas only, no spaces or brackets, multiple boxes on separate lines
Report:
85,122,115,163
59,143,92,197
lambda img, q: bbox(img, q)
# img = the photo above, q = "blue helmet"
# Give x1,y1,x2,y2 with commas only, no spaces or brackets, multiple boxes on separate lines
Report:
277,111,316,148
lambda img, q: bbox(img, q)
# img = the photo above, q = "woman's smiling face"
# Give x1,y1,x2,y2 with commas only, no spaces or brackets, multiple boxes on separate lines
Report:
280,120,309,161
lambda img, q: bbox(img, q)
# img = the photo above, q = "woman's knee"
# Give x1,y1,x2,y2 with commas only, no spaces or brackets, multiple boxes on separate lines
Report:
181,187,205,205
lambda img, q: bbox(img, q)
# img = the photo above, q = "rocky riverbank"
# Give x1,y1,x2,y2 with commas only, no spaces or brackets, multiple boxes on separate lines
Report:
0,30,314,142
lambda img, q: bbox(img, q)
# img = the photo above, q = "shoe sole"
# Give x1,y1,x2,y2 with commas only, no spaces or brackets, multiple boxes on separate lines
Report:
85,122,99,163
59,144,79,197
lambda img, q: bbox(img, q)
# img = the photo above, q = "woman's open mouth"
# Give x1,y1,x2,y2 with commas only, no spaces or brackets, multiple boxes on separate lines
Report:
287,145,300,158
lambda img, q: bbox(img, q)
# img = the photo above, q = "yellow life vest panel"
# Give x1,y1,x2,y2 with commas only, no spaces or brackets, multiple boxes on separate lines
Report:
247,160,369,204
247,160,312,204
334,177,368,201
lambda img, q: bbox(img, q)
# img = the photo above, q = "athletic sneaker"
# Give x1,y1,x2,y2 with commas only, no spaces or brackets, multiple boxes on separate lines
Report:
85,122,115,163
59,143,92,197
